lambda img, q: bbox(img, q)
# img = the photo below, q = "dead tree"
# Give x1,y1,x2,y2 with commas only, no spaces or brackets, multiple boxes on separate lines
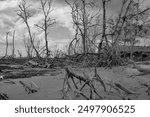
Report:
18,50,22,59
17,0,40,58
98,0,137,65
35,0,56,58
122,0,150,60
11,30,15,58
100,0,108,49
23,35,34,58
106,0,150,64
62,67,135,100
65,0,100,55
5,32,9,57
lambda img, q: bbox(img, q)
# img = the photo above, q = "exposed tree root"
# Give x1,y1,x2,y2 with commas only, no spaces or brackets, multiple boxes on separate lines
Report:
62,67,136,100
61,67,104,100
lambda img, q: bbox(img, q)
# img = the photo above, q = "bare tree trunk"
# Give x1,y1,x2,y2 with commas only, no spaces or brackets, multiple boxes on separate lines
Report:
35,0,56,59
98,0,107,59
5,32,9,57
12,30,15,58
18,50,22,59
17,1,40,59
26,22,40,58
82,0,87,55
102,0,108,46
23,36,32,59
44,18,49,58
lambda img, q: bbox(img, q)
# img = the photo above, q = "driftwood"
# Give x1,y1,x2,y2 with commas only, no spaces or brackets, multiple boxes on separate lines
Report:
105,82,136,99
3,69,49,79
24,60,39,67
94,67,107,92
19,81,38,94
128,59,150,74
0,93,9,100
0,65,23,70
114,83,136,94
62,67,103,100
62,67,136,100
3,80,16,84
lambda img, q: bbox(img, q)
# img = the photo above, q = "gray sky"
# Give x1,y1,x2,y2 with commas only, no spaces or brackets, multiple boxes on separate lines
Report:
0,0,150,56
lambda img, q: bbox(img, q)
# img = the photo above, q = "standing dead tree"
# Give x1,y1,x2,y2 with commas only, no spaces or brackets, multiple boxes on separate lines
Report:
65,0,100,55
121,0,150,60
99,0,109,50
99,0,150,66
17,0,40,58
18,50,22,59
35,0,56,58
23,34,34,58
5,32,9,57
11,30,15,58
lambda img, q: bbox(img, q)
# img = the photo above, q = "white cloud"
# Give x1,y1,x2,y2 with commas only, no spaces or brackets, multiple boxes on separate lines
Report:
0,0,75,55
0,19,4,28
49,38,70,51
0,14,12,21
28,13,43,27
14,13,43,39
0,0,20,11
52,6,74,35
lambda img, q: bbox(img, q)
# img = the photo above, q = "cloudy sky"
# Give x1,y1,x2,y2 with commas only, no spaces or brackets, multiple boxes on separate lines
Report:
0,0,75,56
0,0,150,57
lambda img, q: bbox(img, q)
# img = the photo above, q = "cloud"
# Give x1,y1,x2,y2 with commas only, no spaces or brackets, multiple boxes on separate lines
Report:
52,6,74,34
0,13,17,39
0,0,20,11
49,37,70,50
0,19,4,28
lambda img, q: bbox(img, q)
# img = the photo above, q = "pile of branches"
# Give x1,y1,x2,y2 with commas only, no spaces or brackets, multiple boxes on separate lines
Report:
61,67,136,100
19,81,38,94
0,80,39,100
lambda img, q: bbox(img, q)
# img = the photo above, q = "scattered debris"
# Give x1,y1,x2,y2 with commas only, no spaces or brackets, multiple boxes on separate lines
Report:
141,83,150,96
24,60,39,68
2,69,49,79
0,93,9,100
114,83,136,94
3,80,16,84
61,67,137,100
62,67,104,100
31,81,40,90
19,81,38,94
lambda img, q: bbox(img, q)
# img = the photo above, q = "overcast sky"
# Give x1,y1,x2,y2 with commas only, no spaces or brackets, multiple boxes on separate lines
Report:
0,0,150,57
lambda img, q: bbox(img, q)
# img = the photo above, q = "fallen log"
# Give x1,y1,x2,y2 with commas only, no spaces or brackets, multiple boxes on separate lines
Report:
114,83,136,94
19,81,38,94
128,59,150,74
24,60,39,67
94,67,107,92
3,80,16,84
65,68,87,82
